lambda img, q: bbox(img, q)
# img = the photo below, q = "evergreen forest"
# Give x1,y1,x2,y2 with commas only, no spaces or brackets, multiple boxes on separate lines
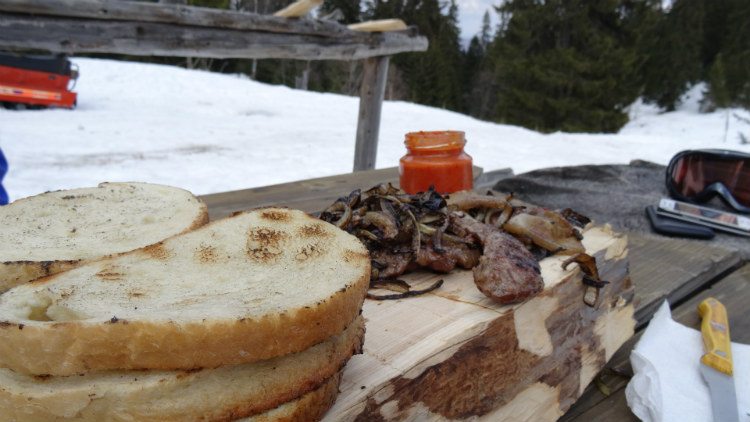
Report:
180,0,750,133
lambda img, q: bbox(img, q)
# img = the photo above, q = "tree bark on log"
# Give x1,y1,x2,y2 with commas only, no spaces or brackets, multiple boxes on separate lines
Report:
324,225,634,421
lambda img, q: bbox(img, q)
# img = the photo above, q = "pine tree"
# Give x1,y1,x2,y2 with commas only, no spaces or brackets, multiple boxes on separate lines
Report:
320,0,361,23
705,53,730,110
187,0,231,8
639,0,704,110
464,37,483,83
364,0,466,111
464,36,495,118
489,0,642,133
701,0,731,68
463,11,494,117
636,0,749,111
479,10,492,50
717,0,750,107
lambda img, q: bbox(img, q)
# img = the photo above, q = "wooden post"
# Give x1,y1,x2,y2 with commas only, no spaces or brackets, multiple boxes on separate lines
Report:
353,56,389,172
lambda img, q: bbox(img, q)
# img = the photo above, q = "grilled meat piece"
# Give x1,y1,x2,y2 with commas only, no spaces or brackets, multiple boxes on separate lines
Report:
321,186,597,304
450,213,544,304
413,243,481,273
370,249,412,280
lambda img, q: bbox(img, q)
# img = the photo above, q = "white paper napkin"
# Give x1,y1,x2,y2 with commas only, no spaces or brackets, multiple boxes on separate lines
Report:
625,301,750,422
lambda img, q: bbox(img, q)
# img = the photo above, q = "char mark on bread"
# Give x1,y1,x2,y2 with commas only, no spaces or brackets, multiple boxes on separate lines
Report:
0,208,370,376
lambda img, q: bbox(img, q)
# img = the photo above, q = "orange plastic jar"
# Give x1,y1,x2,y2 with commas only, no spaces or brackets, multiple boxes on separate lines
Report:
399,131,473,194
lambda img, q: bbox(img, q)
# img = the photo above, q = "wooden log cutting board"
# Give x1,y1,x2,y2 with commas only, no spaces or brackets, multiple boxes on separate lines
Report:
324,225,634,421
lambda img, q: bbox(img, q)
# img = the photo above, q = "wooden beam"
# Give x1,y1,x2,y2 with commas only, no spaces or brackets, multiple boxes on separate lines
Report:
353,56,389,171
0,0,354,37
0,13,428,60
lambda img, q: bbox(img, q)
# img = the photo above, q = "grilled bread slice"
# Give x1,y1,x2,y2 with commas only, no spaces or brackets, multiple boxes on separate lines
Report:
0,182,208,293
239,370,343,422
0,316,363,421
0,207,370,376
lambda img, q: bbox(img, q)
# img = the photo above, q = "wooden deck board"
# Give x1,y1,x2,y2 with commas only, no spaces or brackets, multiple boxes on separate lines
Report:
199,166,483,220
200,167,401,220
627,232,742,327
671,263,750,343
563,263,750,421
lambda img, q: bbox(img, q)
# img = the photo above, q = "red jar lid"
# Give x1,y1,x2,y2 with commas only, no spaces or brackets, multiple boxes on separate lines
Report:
404,131,466,154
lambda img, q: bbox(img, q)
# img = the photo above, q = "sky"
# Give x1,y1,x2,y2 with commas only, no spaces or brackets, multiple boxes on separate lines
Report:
1,57,749,202
453,0,674,46
455,0,499,42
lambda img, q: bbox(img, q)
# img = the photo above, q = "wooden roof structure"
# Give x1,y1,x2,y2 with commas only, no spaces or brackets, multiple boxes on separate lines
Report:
0,0,429,170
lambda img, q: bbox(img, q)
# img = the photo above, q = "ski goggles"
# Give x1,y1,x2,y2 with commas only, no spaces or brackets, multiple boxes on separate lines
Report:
666,149,750,213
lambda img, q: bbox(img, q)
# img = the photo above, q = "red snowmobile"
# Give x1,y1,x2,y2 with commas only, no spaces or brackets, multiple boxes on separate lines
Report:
0,52,78,109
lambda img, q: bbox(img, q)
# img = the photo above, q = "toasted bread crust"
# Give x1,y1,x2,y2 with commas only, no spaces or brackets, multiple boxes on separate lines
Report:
239,371,343,422
0,208,370,376
0,279,367,375
0,260,81,293
0,207,208,293
0,182,209,293
0,317,362,421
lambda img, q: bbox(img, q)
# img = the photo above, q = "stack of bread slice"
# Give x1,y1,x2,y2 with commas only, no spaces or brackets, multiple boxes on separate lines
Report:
0,182,209,293
0,186,370,421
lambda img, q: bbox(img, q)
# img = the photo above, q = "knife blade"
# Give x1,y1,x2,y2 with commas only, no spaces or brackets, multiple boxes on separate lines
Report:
698,297,740,422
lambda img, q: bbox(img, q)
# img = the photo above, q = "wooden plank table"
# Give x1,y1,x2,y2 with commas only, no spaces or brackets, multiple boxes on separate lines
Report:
200,165,483,221
199,167,747,421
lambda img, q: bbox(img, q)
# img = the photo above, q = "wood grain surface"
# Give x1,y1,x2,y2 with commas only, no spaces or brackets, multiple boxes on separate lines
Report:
321,225,633,420
0,0,350,36
626,232,742,326
199,166,484,220
0,13,427,61
561,261,748,422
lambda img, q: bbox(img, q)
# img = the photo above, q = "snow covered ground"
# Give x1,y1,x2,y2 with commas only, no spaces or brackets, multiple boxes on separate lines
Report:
1,57,749,202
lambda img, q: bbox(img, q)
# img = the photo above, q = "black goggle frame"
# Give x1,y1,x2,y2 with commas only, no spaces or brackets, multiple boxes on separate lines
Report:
665,149,750,214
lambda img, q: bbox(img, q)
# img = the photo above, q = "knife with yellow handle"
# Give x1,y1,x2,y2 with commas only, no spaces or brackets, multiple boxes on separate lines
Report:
698,297,740,422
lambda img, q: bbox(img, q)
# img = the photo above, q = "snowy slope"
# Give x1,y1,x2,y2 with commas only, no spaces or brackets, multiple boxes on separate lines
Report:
1,58,749,201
